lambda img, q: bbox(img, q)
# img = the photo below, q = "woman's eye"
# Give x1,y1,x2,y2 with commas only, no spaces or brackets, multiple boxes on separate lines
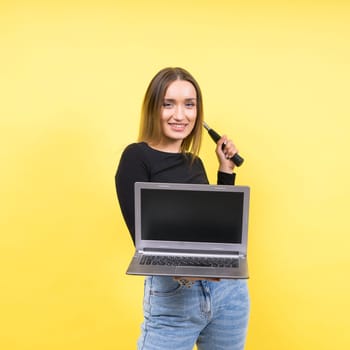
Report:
185,102,196,108
163,102,173,108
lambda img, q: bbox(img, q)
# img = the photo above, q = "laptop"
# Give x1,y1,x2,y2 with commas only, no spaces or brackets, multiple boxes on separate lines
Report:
126,182,250,279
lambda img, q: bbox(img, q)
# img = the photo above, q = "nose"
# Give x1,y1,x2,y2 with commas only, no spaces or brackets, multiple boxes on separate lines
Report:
174,105,185,120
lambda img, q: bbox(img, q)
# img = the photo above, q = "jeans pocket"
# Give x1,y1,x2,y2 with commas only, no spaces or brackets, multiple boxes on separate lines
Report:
144,276,187,318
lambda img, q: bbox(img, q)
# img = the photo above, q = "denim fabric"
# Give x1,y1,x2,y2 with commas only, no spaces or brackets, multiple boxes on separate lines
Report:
137,276,250,350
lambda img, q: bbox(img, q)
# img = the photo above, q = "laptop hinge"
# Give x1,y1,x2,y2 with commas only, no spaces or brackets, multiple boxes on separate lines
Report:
138,248,244,258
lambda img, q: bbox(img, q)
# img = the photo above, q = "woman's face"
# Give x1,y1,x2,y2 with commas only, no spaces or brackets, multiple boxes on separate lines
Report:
158,79,197,150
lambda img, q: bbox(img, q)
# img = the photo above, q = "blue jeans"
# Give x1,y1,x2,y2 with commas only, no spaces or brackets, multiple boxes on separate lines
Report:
137,276,250,350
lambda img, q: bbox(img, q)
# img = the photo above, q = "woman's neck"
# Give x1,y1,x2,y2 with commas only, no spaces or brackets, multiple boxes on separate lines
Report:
147,140,182,153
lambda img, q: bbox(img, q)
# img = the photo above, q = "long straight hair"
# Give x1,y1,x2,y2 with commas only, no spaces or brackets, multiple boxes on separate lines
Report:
138,67,203,159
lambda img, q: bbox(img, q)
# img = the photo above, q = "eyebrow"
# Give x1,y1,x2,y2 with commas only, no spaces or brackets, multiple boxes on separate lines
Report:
163,98,197,102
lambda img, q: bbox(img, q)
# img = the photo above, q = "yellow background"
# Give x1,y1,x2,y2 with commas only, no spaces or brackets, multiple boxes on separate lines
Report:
1,1,349,349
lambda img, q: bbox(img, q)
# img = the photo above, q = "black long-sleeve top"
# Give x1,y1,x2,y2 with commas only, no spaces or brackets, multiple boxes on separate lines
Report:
115,142,236,244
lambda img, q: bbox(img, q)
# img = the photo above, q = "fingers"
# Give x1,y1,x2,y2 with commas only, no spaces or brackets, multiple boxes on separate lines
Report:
221,136,238,159
216,135,238,173
173,276,221,282
216,135,238,160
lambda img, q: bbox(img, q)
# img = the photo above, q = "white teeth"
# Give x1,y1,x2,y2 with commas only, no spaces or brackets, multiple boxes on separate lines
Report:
170,124,186,129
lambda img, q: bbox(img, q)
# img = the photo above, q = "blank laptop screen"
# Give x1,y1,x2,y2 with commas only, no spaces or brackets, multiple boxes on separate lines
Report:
140,189,244,243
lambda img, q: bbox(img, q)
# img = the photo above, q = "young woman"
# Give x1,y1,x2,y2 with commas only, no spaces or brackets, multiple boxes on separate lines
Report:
115,67,249,350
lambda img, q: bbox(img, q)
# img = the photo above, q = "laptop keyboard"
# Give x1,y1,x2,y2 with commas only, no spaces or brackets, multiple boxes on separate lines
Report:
140,255,239,268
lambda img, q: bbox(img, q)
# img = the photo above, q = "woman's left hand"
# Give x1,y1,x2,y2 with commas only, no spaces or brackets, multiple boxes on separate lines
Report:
173,276,220,282
215,135,238,173
173,276,220,287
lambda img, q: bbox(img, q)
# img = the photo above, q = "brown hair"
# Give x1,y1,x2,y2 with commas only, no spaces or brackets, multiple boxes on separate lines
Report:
138,67,203,158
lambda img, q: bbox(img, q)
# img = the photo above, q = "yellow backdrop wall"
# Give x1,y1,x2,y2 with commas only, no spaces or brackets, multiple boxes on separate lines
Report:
1,1,349,349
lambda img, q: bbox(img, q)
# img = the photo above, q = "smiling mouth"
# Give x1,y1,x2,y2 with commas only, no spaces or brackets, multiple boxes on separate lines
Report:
169,123,188,131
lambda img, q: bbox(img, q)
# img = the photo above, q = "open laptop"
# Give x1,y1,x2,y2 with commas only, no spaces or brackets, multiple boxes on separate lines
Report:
126,182,250,279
